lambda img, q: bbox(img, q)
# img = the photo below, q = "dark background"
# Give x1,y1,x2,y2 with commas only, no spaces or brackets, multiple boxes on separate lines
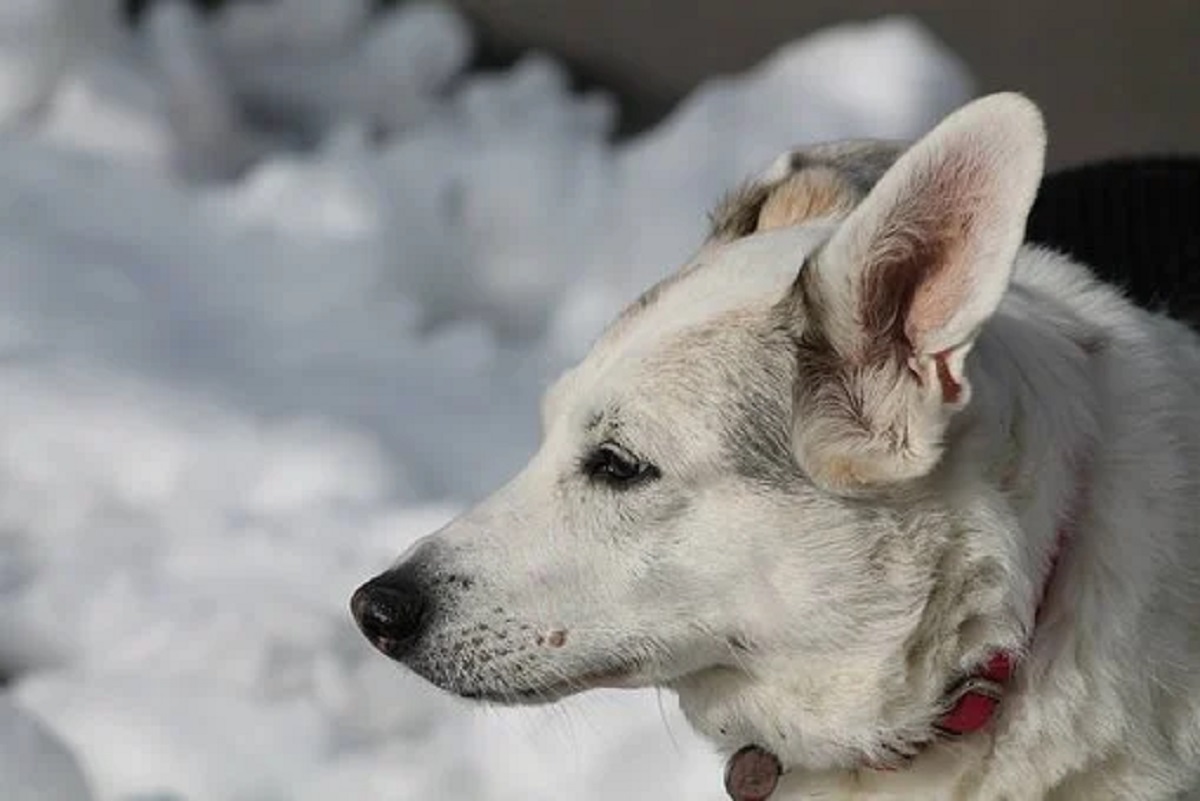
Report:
126,0,1198,167
455,0,1199,168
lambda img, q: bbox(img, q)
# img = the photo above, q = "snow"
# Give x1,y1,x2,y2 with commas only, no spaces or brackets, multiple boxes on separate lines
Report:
0,2,973,799
0,697,92,801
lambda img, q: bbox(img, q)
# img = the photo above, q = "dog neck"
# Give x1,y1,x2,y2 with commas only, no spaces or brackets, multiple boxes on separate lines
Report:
724,312,1099,801
724,464,1087,801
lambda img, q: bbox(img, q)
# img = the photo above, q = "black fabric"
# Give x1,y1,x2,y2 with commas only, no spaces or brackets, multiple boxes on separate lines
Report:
1027,157,1200,326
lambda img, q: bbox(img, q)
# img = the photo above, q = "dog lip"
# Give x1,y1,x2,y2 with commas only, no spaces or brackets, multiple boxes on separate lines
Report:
556,660,652,690
455,661,646,704
585,667,646,689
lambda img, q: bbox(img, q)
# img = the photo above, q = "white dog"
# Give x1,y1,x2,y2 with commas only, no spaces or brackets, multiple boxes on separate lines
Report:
352,94,1200,799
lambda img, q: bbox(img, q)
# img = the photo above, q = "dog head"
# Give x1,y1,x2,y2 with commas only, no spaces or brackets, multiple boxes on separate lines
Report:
352,94,1046,770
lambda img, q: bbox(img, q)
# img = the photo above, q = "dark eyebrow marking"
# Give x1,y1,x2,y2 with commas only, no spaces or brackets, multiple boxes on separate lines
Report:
584,405,621,434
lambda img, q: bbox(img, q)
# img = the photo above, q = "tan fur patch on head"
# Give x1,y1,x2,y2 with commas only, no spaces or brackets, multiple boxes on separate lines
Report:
708,141,903,243
709,166,865,243
709,182,774,241
756,167,859,231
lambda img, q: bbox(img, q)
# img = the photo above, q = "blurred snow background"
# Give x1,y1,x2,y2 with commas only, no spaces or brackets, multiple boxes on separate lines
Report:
0,1,972,799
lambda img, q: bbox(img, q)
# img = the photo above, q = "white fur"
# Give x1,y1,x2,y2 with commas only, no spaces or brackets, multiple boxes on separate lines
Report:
359,94,1200,799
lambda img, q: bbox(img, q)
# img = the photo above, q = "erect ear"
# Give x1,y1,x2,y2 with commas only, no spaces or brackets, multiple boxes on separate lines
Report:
812,92,1045,376
792,93,1045,489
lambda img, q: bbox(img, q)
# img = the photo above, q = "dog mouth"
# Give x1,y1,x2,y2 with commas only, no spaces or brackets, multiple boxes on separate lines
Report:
452,661,650,705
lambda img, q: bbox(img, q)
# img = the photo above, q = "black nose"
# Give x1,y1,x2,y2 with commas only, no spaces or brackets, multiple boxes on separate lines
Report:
350,567,431,660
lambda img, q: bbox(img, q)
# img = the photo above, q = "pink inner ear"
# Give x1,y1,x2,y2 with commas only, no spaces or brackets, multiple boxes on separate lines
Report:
857,154,984,359
932,349,963,403
906,248,973,348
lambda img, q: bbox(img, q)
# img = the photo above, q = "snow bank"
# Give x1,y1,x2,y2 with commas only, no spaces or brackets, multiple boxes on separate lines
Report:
0,2,972,799
0,697,93,801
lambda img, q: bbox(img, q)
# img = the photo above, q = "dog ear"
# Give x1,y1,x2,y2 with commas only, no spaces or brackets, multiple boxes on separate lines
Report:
791,93,1045,490
810,92,1045,375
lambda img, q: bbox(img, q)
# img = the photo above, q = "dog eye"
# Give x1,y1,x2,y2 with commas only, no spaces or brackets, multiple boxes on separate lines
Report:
582,443,659,488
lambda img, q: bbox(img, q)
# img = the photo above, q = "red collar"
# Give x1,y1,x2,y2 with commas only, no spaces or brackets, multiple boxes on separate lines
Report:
725,466,1087,801
932,650,1015,737
724,654,1025,801
932,508,1074,739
